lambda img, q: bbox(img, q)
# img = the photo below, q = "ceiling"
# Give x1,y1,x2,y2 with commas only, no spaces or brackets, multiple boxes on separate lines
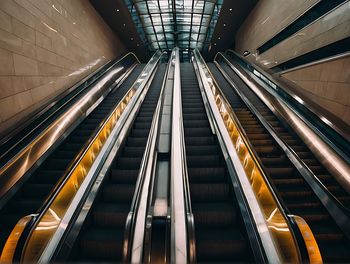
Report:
90,0,257,61
90,0,149,61
206,0,258,60
124,0,223,59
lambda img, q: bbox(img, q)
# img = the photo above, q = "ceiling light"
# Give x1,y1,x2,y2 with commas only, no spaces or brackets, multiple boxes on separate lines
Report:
218,37,221,40
131,37,134,40
116,9,120,12
229,8,232,11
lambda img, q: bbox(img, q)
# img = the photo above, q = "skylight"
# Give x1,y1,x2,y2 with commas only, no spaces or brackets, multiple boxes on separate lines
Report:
124,0,223,57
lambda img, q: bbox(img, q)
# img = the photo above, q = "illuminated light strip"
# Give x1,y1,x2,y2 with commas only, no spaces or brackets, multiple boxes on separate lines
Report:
193,50,322,264
0,87,137,263
213,89,299,263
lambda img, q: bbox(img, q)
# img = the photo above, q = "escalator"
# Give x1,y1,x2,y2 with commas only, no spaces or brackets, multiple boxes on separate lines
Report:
67,64,166,262
208,62,350,262
181,63,253,262
0,65,144,252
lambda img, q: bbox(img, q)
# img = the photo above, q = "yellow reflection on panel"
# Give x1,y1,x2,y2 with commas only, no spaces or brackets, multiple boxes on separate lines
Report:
201,61,322,263
293,215,322,264
0,216,33,263
1,88,136,263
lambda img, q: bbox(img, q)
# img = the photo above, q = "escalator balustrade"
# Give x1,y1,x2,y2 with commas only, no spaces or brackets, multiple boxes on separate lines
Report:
68,64,166,262
0,65,144,253
209,62,350,262
181,63,254,262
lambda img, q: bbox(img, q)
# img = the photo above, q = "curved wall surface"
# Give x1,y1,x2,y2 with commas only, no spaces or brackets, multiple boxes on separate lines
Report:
235,0,350,124
0,0,125,134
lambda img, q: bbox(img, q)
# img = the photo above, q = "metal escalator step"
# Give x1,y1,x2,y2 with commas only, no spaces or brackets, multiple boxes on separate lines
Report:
273,178,303,185
137,112,153,117
22,183,54,199
133,122,151,129
253,145,280,154
187,167,226,183
64,143,84,151
102,184,135,202
185,136,215,146
115,157,142,169
80,228,123,260
110,169,139,184
183,120,208,128
250,139,274,145
35,170,63,183
182,107,204,113
131,129,150,137
185,145,218,155
79,123,100,130
244,128,266,134
122,146,146,157
245,133,270,140
183,113,207,120
190,183,230,202
53,150,78,158
260,156,288,166
135,116,153,122
317,240,350,262
193,203,237,227
184,127,212,137
182,103,204,108
127,137,147,146
279,189,314,199
44,158,71,170
266,167,295,177
195,229,248,261
187,155,222,167
93,204,129,228
8,200,42,214
68,135,90,143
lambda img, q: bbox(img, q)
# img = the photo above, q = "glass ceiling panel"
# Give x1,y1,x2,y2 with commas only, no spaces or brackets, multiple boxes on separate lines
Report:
124,0,223,55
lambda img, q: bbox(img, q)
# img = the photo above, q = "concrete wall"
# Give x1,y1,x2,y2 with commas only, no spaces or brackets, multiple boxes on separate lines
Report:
0,0,125,134
281,55,350,124
235,0,350,123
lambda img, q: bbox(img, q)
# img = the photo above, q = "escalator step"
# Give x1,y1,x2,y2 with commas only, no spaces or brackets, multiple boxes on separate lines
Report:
190,183,230,202
187,167,226,183
185,145,219,155
44,158,71,169
131,129,150,137
196,229,248,261
193,203,237,227
127,137,147,146
8,200,42,214
183,120,209,127
93,204,129,228
187,155,222,167
22,183,54,199
102,184,135,202
184,128,212,137
185,136,215,146
110,169,139,184
115,157,142,169
80,228,123,260
35,170,63,183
